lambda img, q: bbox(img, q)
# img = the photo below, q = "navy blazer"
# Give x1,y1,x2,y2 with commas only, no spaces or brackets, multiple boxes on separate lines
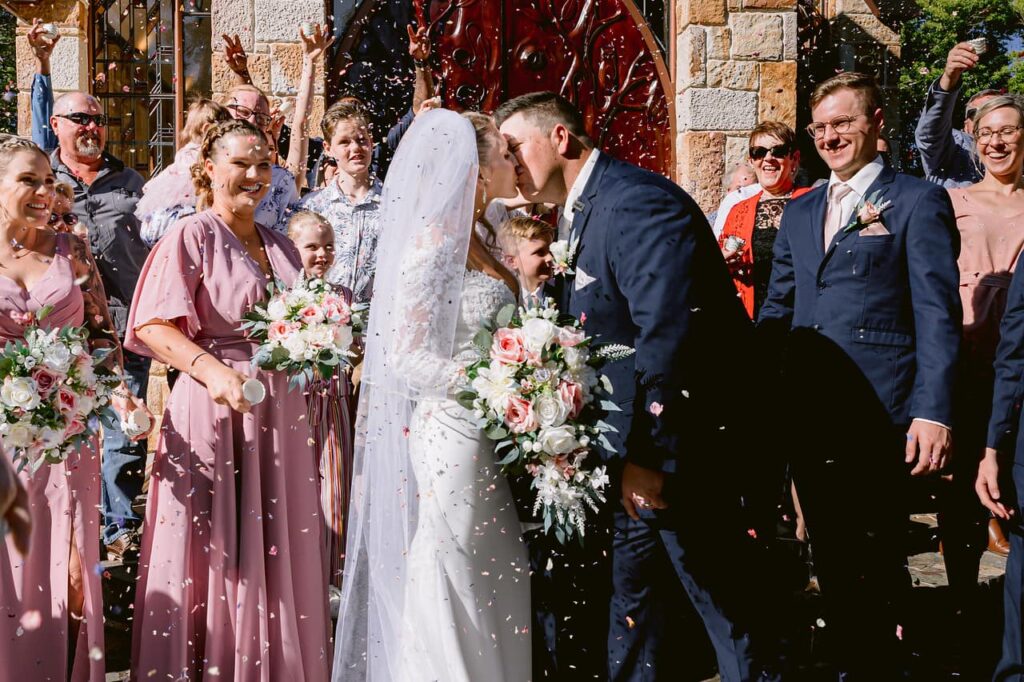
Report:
759,165,962,427
564,153,752,473
987,260,1024,462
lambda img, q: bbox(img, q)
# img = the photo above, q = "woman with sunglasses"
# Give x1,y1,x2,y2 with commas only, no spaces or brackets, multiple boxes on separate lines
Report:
719,121,809,321
945,97,1024,645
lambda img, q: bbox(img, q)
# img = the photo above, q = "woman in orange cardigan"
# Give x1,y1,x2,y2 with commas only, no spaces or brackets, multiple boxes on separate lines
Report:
719,121,810,321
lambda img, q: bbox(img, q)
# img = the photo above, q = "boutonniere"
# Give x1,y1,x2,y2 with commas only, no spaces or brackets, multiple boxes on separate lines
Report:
843,191,893,233
549,236,579,277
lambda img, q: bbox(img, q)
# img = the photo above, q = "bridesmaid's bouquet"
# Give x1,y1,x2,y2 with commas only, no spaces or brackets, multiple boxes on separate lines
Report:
0,314,122,472
458,298,633,545
241,276,366,390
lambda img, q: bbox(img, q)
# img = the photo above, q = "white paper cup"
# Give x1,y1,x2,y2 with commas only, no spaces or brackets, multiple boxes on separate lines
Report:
40,24,58,41
123,408,152,439
300,22,316,37
242,378,266,405
724,236,746,252
968,38,988,55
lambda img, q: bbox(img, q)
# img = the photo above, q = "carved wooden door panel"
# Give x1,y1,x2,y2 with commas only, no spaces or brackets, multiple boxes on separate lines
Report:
419,0,674,178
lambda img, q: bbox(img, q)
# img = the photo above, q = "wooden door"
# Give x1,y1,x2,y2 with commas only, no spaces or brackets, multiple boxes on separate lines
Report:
418,0,675,178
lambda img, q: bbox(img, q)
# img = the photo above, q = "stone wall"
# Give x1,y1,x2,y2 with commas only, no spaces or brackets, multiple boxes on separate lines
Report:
674,0,799,214
212,0,328,139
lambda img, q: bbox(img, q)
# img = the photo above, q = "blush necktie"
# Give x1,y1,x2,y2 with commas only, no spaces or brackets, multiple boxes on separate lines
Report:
823,182,853,250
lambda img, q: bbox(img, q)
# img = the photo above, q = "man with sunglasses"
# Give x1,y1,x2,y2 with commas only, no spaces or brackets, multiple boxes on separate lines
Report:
915,41,1002,188
761,71,961,679
37,53,153,564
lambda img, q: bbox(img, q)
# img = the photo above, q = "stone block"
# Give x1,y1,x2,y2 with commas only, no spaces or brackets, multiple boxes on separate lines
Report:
678,131,726,214
759,60,797,128
15,35,33,91
680,0,728,26
782,12,797,61
835,0,877,14
707,60,759,90
681,88,758,131
6,0,79,24
743,0,795,7
50,31,86,91
727,0,743,12
676,26,706,92
730,12,784,61
725,135,751,174
213,53,272,93
838,12,900,48
213,0,255,49
269,42,325,97
17,91,31,138
706,26,731,61
254,0,324,43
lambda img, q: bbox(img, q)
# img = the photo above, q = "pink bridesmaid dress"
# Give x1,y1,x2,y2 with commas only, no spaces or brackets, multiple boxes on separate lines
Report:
125,211,330,681
0,233,104,681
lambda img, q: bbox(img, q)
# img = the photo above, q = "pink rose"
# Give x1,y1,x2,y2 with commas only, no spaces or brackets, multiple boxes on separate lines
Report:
505,395,538,434
64,418,86,438
556,326,586,348
322,296,352,324
57,387,78,414
299,305,323,324
491,328,527,365
557,380,585,419
8,310,34,326
31,367,58,397
268,320,293,341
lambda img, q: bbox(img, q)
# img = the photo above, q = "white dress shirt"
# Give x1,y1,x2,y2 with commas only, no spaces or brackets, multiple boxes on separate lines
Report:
558,149,601,240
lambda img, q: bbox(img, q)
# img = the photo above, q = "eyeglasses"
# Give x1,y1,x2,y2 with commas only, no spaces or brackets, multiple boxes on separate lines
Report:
55,112,108,127
227,104,273,128
976,125,1023,144
749,143,793,160
805,114,867,139
48,211,79,227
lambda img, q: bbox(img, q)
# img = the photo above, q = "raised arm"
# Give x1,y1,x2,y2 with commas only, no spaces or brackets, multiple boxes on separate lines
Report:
285,23,335,192
28,19,59,152
221,34,254,86
915,43,979,179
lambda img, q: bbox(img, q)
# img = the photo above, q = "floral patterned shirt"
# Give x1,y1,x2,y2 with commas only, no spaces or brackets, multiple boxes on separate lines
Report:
292,177,384,304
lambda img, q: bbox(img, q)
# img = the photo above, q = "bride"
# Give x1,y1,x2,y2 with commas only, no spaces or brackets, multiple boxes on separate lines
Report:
333,109,532,681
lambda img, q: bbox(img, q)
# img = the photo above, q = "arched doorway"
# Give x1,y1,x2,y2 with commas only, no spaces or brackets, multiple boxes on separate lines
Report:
333,0,675,178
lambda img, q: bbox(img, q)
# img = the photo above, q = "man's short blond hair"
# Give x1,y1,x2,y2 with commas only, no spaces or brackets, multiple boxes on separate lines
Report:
499,215,555,255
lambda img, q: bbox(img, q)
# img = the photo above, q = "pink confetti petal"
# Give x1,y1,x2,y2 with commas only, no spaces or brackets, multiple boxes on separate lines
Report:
649,402,663,416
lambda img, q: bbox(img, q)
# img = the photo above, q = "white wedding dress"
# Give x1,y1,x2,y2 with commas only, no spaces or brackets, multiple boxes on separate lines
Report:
396,269,532,682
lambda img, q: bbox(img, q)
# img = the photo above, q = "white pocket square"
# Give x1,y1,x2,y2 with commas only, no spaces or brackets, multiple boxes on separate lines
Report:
574,267,596,291
858,223,891,237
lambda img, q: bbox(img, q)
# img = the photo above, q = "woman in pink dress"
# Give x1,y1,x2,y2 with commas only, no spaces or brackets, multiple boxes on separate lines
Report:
126,120,329,680
0,136,149,680
942,96,1024,615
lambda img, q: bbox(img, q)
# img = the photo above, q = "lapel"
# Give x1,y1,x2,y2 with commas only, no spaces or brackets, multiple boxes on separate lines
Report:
818,165,897,273
564,153,610,308
805,186,829,260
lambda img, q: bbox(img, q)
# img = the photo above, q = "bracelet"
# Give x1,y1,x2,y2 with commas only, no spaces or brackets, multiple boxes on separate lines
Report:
112,389,133,400
189,351,210,376
413,58,428,69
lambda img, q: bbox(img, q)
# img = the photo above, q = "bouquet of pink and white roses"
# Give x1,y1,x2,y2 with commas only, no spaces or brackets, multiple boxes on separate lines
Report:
0,318,122,472
457,298,633,545
241,276,366,390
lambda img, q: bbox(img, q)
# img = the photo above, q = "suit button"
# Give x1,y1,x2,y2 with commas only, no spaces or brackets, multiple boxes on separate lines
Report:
813,324,822,331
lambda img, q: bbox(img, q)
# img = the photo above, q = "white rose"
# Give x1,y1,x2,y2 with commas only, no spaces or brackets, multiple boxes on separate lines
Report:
332,325,354,354
43,344,72,373
520,318,557,353
76,359,96,385
537,425,579,455
562,346,586,372
534,392,570,428
38,426,64,449
549,240,570,263
76,393,96,417
283,332,308,362
21,355,37,369
471,363,517,413
1,422,33,448
267,298,289,322
1,376,40,411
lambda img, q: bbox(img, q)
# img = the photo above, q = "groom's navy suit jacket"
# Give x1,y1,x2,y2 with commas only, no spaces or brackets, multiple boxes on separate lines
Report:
759,165,961,427
563,152,752,474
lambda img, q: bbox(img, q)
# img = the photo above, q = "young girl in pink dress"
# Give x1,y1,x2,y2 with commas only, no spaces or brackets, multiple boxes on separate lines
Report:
126,120,330,680
0,136,150,680
286,210,355,607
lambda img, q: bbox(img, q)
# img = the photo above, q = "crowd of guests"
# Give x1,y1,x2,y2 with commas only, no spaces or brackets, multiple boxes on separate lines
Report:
0,14,1021,682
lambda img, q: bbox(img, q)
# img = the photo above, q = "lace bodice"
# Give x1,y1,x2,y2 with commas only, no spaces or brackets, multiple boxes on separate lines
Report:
452,270,517,365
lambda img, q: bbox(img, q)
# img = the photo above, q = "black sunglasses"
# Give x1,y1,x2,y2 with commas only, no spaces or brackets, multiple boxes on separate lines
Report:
749,143,793,160
49,212,79,227
56,112,108,127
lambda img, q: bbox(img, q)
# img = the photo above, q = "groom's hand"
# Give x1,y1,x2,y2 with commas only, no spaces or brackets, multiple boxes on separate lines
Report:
906,419,952,476
622,462,668,520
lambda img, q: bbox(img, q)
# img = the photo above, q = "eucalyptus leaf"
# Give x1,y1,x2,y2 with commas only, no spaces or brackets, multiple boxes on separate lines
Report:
495,304,515,328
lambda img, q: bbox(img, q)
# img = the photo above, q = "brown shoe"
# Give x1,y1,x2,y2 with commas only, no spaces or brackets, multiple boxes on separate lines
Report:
105,533,139,563
988,518,1010,557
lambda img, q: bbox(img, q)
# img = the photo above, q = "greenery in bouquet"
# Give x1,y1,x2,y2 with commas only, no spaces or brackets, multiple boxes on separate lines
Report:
241,275,366,391
457,298,634,544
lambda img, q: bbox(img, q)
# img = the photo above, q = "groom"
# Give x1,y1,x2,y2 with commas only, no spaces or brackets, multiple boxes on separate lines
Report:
759,72,961,678
497,93,780,681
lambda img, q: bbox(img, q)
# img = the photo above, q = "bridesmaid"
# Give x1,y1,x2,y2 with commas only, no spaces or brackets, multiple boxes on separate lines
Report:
0,136,149,680
126,120,330,680
286,210,355,610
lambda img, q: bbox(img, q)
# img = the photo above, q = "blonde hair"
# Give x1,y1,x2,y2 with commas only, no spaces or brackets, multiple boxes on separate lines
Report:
54,182,75,203
0,135,48,176
499,215,555,255
321,100,372,140
181,98,231,146
462,111,502,247
190,119,265,211
286,209,333,242
972,95,1024,137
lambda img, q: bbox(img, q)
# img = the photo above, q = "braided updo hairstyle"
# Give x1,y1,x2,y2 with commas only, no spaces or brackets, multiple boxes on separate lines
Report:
190,119,266,211
0,135,49,176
